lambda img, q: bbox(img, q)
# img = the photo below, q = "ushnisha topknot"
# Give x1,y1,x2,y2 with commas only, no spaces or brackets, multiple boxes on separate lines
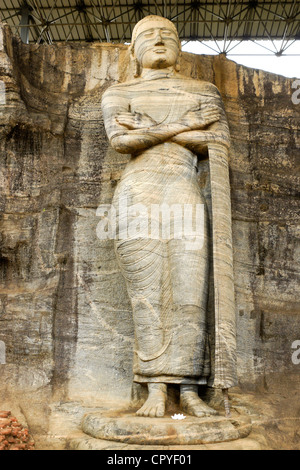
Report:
130,15,180,51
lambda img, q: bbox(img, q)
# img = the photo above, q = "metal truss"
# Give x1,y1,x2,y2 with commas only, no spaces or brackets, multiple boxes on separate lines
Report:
0,1,299,56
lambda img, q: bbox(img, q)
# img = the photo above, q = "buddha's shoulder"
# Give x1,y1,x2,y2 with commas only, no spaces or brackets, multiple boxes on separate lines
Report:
102,75,221,97
102,78,143,95
174,74,221,95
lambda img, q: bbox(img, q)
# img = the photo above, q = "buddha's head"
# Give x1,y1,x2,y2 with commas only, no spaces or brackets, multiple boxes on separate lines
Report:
130,15,181,76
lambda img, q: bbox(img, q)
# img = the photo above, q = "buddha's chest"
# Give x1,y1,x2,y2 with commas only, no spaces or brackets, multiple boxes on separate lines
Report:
130,86,200,124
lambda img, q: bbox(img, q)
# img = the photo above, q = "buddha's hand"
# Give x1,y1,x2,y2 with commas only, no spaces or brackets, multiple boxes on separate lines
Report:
179,105,220,130
116,111,157,130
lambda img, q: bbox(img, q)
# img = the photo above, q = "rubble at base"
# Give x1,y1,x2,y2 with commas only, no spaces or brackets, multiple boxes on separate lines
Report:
0,411,35,451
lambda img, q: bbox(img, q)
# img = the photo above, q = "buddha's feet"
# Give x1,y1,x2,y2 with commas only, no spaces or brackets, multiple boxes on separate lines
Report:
180,385,218,418
136,383,167,418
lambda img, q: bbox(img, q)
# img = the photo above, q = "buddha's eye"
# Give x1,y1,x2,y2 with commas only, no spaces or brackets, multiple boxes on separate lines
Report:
144,30,154,38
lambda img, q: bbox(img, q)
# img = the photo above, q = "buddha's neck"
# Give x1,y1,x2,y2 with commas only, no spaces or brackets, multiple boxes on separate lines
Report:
141,66,176,80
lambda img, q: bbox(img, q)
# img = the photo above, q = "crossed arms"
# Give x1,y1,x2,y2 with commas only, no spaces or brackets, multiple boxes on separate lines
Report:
101,84,230,155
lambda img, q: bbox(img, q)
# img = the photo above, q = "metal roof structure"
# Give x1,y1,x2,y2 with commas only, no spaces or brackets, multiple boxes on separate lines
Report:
0,1,299,56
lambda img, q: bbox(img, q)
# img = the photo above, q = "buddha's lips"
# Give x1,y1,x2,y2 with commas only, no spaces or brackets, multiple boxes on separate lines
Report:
153,47,167,53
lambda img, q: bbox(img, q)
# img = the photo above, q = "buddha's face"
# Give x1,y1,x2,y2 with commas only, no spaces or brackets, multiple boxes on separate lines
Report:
133,20,180,70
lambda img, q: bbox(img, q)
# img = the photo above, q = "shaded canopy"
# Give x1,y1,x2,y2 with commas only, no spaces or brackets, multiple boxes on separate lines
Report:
0,0,299,57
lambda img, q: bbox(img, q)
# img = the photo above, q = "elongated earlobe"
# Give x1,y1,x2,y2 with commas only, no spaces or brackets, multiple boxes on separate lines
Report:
130,45,141,78
133,58,141,78
175,54,181,72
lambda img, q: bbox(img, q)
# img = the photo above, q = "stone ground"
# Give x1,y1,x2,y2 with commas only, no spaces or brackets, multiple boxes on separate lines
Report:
26,379,300,450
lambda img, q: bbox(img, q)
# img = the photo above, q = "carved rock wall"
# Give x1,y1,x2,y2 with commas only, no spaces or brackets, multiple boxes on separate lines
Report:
0,24,299,426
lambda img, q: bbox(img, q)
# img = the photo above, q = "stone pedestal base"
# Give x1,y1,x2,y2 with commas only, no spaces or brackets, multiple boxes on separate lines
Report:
81,410,252,446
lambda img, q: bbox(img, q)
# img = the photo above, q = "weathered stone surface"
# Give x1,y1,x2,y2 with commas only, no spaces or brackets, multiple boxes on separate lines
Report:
0,21,299,447
81,410,252,445
42,380,300,450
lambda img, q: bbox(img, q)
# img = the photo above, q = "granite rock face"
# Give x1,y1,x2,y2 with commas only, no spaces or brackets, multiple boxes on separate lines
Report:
0,23,299,434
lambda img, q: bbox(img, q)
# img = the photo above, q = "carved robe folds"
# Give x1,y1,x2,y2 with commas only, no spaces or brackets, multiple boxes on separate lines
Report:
102,71,237,390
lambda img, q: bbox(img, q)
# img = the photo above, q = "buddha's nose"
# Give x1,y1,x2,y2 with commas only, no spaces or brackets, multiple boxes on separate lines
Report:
154,30,164,45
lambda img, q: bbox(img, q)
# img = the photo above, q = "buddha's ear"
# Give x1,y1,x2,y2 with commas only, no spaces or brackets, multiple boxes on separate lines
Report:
174,37,182,72
129,44,141,78
175,51,182,73
129,43,134,59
